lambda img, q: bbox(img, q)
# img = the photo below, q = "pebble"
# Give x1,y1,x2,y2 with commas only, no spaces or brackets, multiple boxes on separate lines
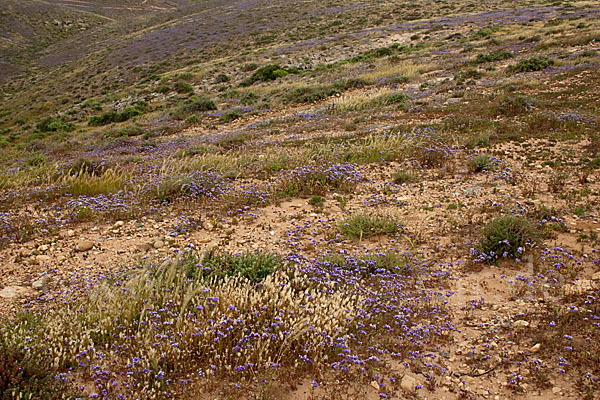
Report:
36,255,52,265
75,240,94,252
32,277,47,291
0,286,30,299
514,320,529,327
529,343,541,353
400,374,417,392
153,240,164,249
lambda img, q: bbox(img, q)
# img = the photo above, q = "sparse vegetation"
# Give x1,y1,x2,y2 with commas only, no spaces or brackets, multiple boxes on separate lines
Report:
338,212,400,239
0,0,599,398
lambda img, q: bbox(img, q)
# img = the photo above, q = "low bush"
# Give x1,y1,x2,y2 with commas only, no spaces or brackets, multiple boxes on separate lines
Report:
240,64,298,87
186,249,283,282
277,163,363,197
474,50,513,64
510,56,554,73
219,109,242,123
479,215,538,262
36,116,75,133
88,102,148,126
338,213,401,240
173,81,194,94
173,97,217,119
498,94,534,116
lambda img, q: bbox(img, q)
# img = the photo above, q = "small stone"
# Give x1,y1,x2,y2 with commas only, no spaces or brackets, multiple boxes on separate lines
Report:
514,320,529,328
0,286,30,299
114,220,125,228
75,240,94,252
552,386,561,394
36,255,52,265
370,381,379,390
32,277,47,291
153,240,164,249
203,221,214,231
529,343,541,353
137,243,153,251
38,244,49,252
67,229,75,237
400,374,417,393
592,272,600,281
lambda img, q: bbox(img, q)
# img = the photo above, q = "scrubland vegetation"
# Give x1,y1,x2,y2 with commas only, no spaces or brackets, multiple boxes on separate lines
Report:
0,0,600,398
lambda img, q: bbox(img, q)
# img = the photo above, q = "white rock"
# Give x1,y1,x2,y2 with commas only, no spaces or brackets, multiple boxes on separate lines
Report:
153,240,164,249
114,220,125,227
514,320,529,328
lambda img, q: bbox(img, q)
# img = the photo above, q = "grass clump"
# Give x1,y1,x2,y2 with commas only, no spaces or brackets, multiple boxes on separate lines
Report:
392,169,417,184
277,163,363,197
149,171,225,203
186,249,283,282
510,56,555,73
62,168,129,197
468,154,495,172
479,215,538,262
498,94,534,116
338,212,400,240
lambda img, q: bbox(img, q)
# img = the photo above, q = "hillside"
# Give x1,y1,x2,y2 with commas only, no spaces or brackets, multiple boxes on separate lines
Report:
1,0,600,399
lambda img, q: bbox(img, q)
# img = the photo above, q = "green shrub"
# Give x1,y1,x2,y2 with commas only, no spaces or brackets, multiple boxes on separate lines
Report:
112,125,145,137
454,68,482,84
346,46,395,63
215,73,230,83
88,102,147,126
240,92,258,105
36,117,75,132
186,250,283,282
338,213,400,240
510,56,554,73
173,97,217,119
25,154,45,168
471,26,500,39
239,64,297,86
474,50,513,64
308,195,325,209
479,215,537,262
498,94,534,116
219,109,242,123
157,85,170,94
173,81,194,94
